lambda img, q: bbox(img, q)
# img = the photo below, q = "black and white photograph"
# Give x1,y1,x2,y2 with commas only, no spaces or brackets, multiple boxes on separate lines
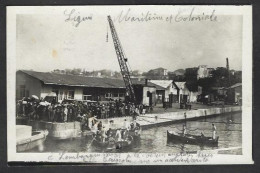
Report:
7,5,253,164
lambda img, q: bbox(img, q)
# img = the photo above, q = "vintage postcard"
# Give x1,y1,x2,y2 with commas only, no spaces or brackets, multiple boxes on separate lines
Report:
7,5,253,164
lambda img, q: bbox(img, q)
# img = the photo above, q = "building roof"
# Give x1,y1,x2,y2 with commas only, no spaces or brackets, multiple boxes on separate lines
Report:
18,70,165,90
175,82,186,90
131,79,165,90
149,80,173,89
229,83,242,89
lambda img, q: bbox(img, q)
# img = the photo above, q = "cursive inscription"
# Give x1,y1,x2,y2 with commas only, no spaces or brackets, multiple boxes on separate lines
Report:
64,9,93,27
114,8,217,23
175,8,217,22
47,152,214,164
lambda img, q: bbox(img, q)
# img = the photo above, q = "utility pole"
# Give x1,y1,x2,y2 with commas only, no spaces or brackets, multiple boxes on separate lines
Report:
226,58,231,87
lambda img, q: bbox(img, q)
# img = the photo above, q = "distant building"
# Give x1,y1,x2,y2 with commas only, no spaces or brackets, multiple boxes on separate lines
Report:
149,80,179,103
175,82,190,103
227,83,242,103
145,67,169,80
197,65,214,79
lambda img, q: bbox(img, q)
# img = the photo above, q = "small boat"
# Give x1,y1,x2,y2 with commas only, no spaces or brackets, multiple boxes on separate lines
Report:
115,135,134,149
17,130,49,152
167,130,219,146
92,135,134,149
92,137,116,148
128,128,142,139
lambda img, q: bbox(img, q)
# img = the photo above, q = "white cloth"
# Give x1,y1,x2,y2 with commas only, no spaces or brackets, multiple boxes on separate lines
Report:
115,130,122,141
123,121,130,130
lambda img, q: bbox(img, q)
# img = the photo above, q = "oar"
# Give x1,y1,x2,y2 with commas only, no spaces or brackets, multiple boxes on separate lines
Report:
86,134,96,150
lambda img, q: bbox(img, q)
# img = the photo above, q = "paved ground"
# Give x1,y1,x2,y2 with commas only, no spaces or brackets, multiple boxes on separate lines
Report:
150,103,227,114
100,103,241,129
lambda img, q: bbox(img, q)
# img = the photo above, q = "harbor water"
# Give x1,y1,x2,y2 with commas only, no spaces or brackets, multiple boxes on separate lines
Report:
25,111,242,154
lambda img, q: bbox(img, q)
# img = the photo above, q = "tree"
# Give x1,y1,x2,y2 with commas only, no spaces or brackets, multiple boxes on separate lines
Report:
185,68,198,91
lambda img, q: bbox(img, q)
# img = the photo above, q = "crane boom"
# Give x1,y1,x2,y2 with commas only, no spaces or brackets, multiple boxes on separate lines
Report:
107,15,136,103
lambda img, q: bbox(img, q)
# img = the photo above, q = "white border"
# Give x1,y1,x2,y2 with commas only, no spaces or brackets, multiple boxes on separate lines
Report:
7,5,253,164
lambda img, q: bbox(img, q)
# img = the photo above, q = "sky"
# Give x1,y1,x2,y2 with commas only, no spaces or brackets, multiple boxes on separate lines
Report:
16,6,243,72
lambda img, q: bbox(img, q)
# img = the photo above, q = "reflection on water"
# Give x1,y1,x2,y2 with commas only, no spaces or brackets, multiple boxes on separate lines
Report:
26,112,242,154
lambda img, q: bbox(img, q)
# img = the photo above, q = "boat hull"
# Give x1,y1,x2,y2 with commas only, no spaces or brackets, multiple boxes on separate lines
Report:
167,130,219,146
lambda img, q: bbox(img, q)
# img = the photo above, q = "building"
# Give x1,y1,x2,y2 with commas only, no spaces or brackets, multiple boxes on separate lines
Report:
149,80,179,103
197,65,214,79
149,80,201,103
16,70,163,105
145,67,169,80
175,82,190,103
227,83,242,103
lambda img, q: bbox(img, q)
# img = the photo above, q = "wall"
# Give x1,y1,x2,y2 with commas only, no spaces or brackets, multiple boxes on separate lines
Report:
40,85,53,99
41,85,84,101
163,84,178,102
189,91,198,102
143,86,157,106
16,72,42,100
234,86,242,102
74,88,83,100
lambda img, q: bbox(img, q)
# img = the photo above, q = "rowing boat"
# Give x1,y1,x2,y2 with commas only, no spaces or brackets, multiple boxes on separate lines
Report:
167,130,219,146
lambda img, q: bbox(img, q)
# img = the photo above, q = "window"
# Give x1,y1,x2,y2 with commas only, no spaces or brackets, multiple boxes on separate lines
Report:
64,91,68,99
119,93,124,97
105,93,112,98
59,91,63,100
83,95,92,101
20,85,26,98
112,93,119,98
68,90,74,100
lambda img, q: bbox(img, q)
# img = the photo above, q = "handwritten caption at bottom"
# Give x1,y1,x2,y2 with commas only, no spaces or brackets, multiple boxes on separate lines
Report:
47,152,213,164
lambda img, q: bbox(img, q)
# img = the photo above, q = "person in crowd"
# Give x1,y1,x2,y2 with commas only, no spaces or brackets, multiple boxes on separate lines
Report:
67,104,72,122
47,104,52,122
101,104,106,119
142,106,146,115
51,104,55,122
105,103,110,119
64,105,68,122
125,103,129,116
55,105,62,122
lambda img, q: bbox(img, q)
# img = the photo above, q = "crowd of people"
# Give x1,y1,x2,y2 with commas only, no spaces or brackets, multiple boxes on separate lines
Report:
16,97,149,122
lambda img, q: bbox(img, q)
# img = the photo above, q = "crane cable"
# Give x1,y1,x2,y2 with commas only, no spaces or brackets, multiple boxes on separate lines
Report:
106,20,133,75
106,22,109,42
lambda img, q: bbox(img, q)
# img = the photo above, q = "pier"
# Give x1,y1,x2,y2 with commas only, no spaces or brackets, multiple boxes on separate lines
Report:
100,105,242,129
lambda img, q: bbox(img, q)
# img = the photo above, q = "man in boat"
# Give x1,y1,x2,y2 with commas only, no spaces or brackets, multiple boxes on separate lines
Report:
97,121,103,131
101,126,107,142
123,119,130,131
182,124,187,136
109,120,115,129
115,128,122,142
212,123,216,139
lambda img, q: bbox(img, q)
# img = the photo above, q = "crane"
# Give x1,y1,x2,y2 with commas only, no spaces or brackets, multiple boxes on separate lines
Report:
107,15,136,103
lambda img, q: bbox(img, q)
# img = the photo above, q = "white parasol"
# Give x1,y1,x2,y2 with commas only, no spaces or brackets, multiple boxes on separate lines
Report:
31,95,39,100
